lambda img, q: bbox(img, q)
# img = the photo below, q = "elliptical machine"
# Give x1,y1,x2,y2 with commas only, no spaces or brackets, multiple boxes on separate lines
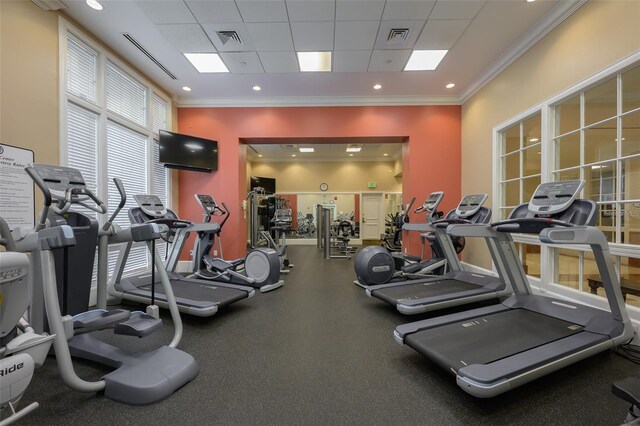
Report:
355,192,463,287
22,163,198,405
191,194,283,289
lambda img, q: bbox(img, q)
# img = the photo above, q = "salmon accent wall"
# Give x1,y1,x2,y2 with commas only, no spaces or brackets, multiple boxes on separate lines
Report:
178,105,461,259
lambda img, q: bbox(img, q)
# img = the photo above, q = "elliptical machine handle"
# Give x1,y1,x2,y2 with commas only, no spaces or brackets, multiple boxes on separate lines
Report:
103,178,127,231
218,202,230,231
24,166,52,231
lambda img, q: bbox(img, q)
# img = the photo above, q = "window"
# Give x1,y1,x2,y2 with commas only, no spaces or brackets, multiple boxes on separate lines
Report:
498,113,542,220
61,26,171,282
494,58,640,312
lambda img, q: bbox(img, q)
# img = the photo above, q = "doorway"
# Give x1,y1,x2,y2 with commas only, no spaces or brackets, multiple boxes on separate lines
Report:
361,193,384,241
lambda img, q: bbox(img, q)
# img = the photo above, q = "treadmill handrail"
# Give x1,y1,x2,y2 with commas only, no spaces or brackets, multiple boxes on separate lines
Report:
490,217,574,233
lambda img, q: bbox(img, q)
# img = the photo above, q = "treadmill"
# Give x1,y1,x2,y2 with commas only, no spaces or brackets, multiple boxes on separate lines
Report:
109,195,256,317
366,194,509,314
394,180,634,398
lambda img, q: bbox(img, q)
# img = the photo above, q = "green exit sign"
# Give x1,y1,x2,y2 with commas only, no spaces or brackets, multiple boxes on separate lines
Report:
368,182,376,188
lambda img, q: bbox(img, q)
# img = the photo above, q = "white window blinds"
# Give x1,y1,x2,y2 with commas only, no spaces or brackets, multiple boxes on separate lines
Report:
152,141,167,204
106,63,147,127
67,103,98,193
152,96,168,134
66,35,97,103
107,121,149,274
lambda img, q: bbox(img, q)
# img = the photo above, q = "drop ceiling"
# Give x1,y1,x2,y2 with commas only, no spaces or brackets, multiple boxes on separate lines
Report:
56,0,582,106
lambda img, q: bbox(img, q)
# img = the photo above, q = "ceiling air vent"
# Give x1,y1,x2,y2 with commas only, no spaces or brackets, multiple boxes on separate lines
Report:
217,31,243,47
32,0,66,10
280,144,297,151
122,33,177,80
387,28,410,44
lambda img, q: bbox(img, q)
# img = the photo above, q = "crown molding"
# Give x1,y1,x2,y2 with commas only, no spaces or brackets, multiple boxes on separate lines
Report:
249,157,400,164
177,95,460,108
459,0,587,104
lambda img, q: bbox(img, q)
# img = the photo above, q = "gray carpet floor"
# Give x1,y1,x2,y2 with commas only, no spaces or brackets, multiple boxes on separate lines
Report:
16,245,637,425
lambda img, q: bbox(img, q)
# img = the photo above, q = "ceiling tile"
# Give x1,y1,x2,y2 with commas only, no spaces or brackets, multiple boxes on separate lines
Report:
414,19,469,50
335,0,385,21
334,21,379,51
429,0,485,20
381,0,436,21
291,22,334,51
201,23,256,52
236,0,289,22
246,23,295,51
286,0,335,21
185,1,243,23
368,49,412,72
134,0,196,24
157,24,216,52
374,20,425,50
219,52,265,73
258,52,299,73
333,50,371,72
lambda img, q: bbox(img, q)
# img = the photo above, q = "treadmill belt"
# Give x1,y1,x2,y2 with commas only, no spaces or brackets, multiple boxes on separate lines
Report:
405,309,583,371
129,279,249,307
373,279,481,305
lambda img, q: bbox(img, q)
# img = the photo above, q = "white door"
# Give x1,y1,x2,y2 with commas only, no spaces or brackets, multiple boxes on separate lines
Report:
361,193,383,240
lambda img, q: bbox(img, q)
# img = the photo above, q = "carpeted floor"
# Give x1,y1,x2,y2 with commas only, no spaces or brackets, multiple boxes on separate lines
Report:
17,245,636,425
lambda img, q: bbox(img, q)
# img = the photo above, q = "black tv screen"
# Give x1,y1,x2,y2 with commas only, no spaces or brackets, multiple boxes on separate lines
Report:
159,130,218,172
251,176,276,194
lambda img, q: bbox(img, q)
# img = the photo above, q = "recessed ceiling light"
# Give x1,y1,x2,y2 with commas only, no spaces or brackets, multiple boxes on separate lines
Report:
346,147,362,152
297,52,332,72
445,83,455,89
86,0,103,10
184,53,229,73
299,147,314,153
529,137,539,143
404,50,448,71
526,0,535,3
253,85,261,91
373,84,382,90
349,154,354,157
383,153,388,156
182,86,192,92
291,154,296,157
258,154,263,157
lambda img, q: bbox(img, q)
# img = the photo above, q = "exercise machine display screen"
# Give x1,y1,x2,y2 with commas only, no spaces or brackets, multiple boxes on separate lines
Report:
195,194,217,214
424,191,444,211
456,194,488,218
528,180,584,214
133,194,167,217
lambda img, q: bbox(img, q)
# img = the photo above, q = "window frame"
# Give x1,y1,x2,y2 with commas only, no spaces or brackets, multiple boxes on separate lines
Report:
492,51,640,317
58,18,172,278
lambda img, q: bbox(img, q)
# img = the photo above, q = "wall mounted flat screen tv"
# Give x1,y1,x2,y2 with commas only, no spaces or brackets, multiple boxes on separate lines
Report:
159,130,218,173
251,176,276,194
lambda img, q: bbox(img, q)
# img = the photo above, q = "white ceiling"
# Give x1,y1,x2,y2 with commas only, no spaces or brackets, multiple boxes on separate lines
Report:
56,0,582,106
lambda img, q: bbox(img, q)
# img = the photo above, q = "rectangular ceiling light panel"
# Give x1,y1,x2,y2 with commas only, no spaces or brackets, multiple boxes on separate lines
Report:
297,51,332,72
184,53,229,73
346,147,362,152
299,147,315,152
404,49,448,71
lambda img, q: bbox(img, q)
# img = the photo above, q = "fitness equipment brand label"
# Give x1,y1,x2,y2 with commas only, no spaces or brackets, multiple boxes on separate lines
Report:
0,144,34,229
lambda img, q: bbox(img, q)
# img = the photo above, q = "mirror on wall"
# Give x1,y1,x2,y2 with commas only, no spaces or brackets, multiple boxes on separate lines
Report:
276,193,361,239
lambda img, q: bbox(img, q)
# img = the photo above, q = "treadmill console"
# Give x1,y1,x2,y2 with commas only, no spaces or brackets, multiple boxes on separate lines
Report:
30,163,90,203
194,194,217,214
528,180,584,215
423,191,444,212
133,195,167,218
455,194,488,218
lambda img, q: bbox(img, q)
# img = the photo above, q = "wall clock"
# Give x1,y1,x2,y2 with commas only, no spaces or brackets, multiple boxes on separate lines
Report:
320,183,328,192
